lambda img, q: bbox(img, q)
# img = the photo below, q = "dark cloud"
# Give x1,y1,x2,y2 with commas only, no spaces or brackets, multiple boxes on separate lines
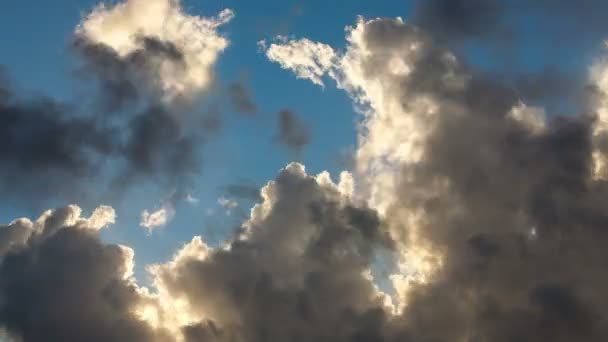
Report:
412,0,510,43
226,82,257,115
275,109,311,154
72,35,186,112
0,78,115,203
6,3,608,342
357,18,608,341
118,105,201,186
411,0,608,46
0,206,170,342
153,164,393,342
0,34,216,205
410,0,608,111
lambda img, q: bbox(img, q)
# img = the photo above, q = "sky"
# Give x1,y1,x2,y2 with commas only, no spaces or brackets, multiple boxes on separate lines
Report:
3,0,608,341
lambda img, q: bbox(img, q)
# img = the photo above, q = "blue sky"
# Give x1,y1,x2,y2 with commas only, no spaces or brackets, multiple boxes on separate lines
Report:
0,0,601,282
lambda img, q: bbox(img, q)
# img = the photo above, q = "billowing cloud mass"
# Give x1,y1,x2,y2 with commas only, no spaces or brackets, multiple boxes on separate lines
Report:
0,165,388,341
141,163,392,341
0,205,172,342
262,12,608,342
0,1,233,205
5,1,608,341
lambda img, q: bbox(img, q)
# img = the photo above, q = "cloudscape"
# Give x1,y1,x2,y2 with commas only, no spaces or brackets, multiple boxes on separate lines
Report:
2,0,608,341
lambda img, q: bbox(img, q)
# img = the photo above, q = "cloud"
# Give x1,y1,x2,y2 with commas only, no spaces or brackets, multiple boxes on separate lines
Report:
76,0,233,100
146,163,393,341
0,205,171,342
226,81,257,114
275,109,311,154
140,190,203,232
411,0,509,43
5,3,608,342
0,162,395,341
410,0,608,50
261,37,336,87
0,73,116,203
264,15,608,341
140,205,175,232
0,0,234,206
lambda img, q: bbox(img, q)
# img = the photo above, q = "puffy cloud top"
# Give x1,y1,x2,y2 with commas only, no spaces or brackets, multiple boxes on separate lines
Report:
77,0,233,99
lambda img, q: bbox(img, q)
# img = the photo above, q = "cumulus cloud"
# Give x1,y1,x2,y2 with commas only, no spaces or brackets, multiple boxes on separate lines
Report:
0,165,393,341
145,163,393,341
0,205,172,342
263,14,608,341
0,75,115,202
77,0,233,100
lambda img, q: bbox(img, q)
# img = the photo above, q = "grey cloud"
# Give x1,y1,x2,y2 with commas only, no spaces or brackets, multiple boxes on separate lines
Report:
412,0,510,43
226,82,257,115
410,0,608,111
72,35,186,112
154,165,393,342
0,69,205,206
0,166,396,341
357,18,608,341
0,207,170,342
0,34,214,205
411,0,608,46
275,109,311,154
118,106,201,187
0,79,116,204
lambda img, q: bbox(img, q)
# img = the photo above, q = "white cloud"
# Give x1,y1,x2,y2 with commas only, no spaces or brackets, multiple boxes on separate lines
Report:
140,205,175,231
85,205,117,230
77,0,233,99
261,37,337,87
508,101,546,134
